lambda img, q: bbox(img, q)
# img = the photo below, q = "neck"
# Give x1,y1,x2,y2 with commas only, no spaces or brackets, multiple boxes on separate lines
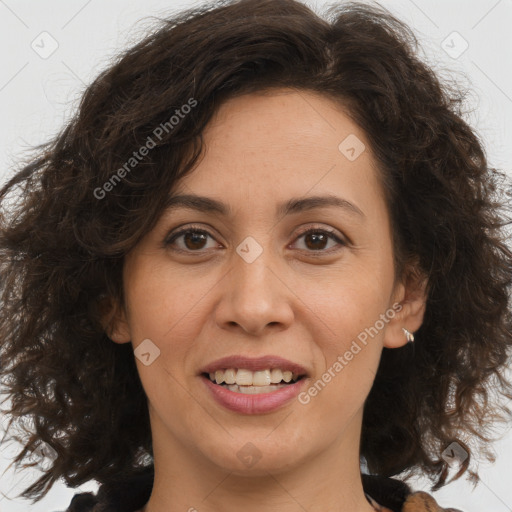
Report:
140,408,377,512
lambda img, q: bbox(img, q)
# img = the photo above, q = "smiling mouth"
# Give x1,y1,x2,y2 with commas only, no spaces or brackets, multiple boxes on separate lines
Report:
202,368,305,394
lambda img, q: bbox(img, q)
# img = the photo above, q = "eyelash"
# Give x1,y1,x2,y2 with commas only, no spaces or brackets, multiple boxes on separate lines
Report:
164,224,347,256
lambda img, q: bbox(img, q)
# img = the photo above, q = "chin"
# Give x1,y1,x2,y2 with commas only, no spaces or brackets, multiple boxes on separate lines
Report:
201,435,310,476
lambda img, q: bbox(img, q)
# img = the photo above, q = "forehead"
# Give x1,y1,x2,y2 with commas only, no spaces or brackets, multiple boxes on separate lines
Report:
174,88,384,220
201,88,362,158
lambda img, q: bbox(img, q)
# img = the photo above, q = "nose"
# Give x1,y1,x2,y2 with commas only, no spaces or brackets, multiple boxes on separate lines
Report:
214,249,295,337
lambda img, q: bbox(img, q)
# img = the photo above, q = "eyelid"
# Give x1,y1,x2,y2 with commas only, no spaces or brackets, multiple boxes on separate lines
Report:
163,223,348,253
163,223,222,252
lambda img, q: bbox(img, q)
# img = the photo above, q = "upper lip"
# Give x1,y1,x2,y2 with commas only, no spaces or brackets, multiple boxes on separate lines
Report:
199,355,309,376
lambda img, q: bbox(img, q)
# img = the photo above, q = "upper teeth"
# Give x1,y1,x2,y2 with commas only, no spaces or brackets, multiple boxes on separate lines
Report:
208,368,300,386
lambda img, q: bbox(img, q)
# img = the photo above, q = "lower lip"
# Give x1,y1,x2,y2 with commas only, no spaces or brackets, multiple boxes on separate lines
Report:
200,375,307,414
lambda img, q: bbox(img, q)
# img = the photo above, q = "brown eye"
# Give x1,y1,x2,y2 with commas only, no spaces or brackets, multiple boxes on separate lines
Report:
165,228,219,252
292,228,346,253
164,225,346,255
181,231,209,250
304,232,329,250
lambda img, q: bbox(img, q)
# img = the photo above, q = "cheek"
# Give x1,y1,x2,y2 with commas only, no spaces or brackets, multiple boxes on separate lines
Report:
299,263,393,349
123,261,207,412
123,254,206,340
122,257,214,384
302,283,386,422
295,261,392,412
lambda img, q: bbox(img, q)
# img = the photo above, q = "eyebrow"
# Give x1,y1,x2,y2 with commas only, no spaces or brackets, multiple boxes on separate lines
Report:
165,193,365,219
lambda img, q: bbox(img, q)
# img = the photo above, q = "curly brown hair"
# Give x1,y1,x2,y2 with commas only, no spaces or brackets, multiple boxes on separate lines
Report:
1,0,512,504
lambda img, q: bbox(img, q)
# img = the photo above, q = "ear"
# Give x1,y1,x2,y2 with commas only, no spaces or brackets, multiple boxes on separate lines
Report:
97,295,132,344
383,264,428,349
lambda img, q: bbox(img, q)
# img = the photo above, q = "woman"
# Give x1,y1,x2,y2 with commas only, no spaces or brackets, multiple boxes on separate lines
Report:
1,1,511,511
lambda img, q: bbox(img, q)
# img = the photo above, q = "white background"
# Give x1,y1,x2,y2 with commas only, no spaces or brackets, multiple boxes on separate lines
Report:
0,1,511,511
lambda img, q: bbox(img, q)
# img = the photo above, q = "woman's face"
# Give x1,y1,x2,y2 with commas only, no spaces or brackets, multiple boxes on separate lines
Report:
110,88,425,476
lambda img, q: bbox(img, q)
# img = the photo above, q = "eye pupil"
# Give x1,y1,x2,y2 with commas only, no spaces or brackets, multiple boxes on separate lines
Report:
305,232,328,250
184,231,207,250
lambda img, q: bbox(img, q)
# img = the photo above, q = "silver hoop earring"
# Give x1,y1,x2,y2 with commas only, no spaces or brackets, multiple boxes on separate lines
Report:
402,327,415,343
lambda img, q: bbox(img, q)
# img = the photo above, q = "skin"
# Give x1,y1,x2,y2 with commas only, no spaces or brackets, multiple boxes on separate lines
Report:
106,88,427,512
